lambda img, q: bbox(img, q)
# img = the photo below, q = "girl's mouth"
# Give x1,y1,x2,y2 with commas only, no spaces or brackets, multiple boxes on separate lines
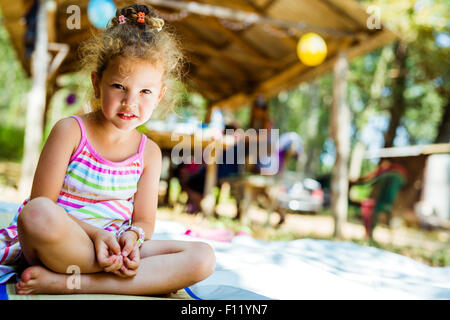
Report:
118,112,137,120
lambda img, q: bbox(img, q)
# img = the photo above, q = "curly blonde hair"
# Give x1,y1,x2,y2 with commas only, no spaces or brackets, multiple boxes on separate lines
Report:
79,3,184,113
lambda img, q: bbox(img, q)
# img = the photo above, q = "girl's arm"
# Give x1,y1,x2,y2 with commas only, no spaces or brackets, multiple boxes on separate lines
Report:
30,118,79,201
131,138,162,240
29,117,103,239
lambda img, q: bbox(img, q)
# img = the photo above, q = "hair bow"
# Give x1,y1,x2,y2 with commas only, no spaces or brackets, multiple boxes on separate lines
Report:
137,12,145,23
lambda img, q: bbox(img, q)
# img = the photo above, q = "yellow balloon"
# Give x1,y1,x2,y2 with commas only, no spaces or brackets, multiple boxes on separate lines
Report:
297,33,327,66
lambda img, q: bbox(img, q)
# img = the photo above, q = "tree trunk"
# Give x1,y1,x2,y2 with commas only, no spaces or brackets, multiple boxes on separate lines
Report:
358,45,394,130
330,52,350,239
384,40,408,148
303,81,320,178
18,0,49,197
434,99,450,143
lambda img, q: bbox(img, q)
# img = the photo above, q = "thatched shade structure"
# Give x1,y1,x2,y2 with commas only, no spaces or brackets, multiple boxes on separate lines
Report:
1,0,395,109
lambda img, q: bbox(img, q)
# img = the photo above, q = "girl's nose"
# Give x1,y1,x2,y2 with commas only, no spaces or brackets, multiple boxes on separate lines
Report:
122,93,138,108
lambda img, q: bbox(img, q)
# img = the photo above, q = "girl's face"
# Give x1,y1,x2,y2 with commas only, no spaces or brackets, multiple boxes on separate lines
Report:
91,56,166,131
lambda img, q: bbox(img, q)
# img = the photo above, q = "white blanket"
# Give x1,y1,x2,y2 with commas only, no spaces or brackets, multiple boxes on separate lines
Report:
153,220,450,300
1,201,449,300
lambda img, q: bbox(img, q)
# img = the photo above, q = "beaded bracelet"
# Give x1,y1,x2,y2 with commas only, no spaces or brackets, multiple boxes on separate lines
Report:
116,222,145,247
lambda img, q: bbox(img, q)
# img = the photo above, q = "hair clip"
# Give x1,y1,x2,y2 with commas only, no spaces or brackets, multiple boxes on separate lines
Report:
151,17,165,32
137,12,145,23
118,15,126,24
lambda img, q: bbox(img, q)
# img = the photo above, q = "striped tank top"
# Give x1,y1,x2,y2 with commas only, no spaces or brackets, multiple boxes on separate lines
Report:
0,115,146,278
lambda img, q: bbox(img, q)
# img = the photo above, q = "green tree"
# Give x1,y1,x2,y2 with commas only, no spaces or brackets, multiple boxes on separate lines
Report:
360,0,450,145
0,8,30,160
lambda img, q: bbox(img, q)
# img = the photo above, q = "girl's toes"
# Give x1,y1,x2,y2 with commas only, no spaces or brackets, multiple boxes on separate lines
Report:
16,288,29,295
20,265,40,282
16,282,31,295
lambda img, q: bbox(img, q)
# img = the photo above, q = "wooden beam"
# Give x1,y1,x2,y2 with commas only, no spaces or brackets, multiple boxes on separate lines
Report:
204,17,274,61
243,0,299,48
258,0,278,11
318,0,366,30
364,143,450,159
191,74,234,98
174,22,249,82
182,38,279,68
145,0,355,37
186,53,233,84
324,0,376,29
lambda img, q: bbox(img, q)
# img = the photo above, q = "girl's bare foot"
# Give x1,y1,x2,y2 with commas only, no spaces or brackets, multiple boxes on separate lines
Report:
16,265,72,295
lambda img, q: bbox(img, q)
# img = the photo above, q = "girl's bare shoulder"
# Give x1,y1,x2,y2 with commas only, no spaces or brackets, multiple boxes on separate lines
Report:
49,116,82,154
51,116,80,136
142,136,162,169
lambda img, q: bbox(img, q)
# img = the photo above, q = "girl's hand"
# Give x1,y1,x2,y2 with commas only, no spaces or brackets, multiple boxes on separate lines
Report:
118,230,138,257
93,229,123,273
115,231,140,278
114,244,140,278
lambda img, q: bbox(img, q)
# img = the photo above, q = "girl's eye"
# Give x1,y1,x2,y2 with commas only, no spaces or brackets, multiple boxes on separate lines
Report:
112,84,125,90
142,89,152,95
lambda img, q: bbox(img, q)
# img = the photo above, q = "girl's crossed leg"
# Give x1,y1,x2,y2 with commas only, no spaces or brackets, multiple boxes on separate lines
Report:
16,197,216,295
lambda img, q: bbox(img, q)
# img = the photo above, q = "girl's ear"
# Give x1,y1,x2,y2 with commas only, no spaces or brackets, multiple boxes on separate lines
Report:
91,72,100,98
158,85,167,102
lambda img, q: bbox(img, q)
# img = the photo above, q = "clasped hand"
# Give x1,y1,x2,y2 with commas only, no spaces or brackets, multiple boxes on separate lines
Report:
94,229,140,278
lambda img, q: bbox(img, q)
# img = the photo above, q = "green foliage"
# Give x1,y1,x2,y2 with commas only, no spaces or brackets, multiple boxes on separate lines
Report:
0,8,29,161
232,104,251,129
0,9,28,161
0,8,30,128
358,0,450,145
168,177,182,205
0,126,24,160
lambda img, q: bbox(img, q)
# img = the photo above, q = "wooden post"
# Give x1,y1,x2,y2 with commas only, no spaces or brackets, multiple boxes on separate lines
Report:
330,52,350,239
201,140,219,217
18,0,50,197
349,142,366,182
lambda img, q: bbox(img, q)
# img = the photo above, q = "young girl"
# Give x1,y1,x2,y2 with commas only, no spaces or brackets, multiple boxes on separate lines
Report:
0,4,215,295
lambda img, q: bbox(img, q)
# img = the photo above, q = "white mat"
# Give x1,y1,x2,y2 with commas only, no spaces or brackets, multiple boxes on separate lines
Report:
2,202,450,300
153,220,450,300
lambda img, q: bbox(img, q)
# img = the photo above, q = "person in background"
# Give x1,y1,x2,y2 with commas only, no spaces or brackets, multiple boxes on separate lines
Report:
351,159,408,240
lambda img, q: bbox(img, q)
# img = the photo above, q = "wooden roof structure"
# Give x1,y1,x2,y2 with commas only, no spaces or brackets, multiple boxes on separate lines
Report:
0,0,396,110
